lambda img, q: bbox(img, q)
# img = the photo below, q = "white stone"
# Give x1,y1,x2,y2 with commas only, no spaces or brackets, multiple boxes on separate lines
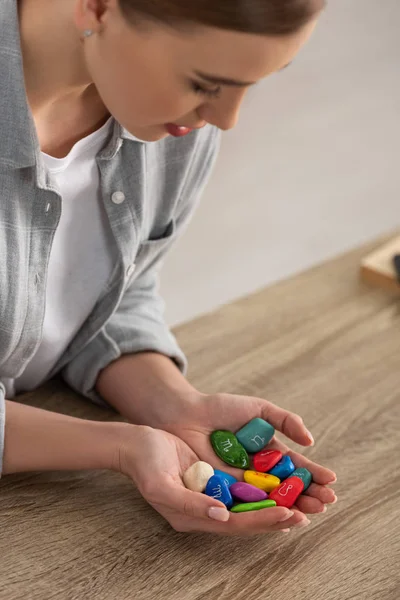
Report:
183,461,214,493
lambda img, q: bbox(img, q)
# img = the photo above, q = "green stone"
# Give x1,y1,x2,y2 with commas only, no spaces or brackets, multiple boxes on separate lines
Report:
292,468,312,490
230,499,277,513
210,430,250,469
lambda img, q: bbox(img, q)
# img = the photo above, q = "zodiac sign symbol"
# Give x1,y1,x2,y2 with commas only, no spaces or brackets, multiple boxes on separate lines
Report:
251,435,265,447
212,485,223,499
221,439,233,452
279,483,294,497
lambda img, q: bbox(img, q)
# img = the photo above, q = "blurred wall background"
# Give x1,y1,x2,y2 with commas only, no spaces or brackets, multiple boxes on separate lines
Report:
160,0,400,326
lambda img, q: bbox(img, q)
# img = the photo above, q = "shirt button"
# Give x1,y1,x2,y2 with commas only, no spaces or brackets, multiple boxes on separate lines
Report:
112,191,125,204
126,263,135,278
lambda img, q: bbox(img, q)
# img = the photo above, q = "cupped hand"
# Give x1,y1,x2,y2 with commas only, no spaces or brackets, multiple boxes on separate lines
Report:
168,392,337,518
117,423,304,535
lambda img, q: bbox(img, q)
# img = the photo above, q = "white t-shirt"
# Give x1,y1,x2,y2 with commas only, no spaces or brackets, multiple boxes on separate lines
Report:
11,116,120,395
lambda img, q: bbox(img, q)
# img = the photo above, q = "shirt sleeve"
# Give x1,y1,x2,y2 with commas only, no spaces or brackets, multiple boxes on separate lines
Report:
60,127,221,408
0,381,6,477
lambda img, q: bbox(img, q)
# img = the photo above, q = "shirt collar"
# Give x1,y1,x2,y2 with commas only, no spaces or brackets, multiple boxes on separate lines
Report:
120,128,151,144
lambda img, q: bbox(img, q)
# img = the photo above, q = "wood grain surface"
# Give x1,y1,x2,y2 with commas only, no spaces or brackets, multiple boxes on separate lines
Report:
1,236,399,600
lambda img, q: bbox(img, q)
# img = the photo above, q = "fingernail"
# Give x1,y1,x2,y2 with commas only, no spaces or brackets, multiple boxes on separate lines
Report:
280,528,291,533
279,511,294,522
320,505,327,513
208,507,230,522
331,495,338,504
306,429,315,445
294,519,311,528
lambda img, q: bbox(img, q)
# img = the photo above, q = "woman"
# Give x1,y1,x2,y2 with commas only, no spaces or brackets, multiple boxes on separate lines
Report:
0,0,336,535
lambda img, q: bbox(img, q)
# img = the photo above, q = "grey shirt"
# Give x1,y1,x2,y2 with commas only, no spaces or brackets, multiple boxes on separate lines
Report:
0,0,221,475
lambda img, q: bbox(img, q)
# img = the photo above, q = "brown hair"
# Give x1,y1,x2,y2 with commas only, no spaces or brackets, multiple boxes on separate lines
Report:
118,0,325,36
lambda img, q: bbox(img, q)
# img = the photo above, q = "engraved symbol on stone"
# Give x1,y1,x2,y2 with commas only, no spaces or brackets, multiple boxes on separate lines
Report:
221,439,233,452
279,483,294,497
251,435,265,447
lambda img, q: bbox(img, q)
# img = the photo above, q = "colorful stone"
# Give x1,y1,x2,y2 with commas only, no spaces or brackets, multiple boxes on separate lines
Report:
183,461,214,493
214,470,238,487
211,430,250,469
205,474,233,509
230,499,277,513
235,418,275,453
292,468,312,490
269,476,304,508
269,455,296,480
230,482,268,503
244,470,280,492
253,449,282,473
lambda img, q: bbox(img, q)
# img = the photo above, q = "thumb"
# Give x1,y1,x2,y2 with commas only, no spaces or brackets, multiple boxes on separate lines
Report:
165,483,230,523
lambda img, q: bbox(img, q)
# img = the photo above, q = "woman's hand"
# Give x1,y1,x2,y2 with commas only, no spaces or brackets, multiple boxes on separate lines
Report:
116,423,305,535
98,353,336,527
167,393,337,517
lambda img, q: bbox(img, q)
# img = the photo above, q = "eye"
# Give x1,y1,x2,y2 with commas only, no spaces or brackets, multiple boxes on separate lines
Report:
191,81,221,99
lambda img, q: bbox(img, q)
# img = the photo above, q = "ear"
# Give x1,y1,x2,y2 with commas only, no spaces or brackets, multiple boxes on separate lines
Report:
73,0,117,34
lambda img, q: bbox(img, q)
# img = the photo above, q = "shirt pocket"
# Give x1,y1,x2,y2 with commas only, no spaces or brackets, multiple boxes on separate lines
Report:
130,218,178,282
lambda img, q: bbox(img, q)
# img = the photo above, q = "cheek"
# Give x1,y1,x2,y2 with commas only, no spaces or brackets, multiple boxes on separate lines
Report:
88,45,195,126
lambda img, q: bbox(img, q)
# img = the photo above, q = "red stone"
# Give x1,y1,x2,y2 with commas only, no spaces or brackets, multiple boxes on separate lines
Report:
253,449,282,473
269,476,305,508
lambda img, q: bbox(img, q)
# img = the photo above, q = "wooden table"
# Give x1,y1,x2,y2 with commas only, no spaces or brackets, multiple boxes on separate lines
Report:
1,236,399,600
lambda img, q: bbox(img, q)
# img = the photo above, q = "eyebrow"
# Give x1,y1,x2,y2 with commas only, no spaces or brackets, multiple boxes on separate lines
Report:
193,62,292,88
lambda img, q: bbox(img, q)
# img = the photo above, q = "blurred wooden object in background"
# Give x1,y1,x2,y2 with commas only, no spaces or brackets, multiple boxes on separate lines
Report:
360,235,400,293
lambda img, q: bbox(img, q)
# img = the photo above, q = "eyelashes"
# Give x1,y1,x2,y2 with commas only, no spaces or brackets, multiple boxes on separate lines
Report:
191,81,222,99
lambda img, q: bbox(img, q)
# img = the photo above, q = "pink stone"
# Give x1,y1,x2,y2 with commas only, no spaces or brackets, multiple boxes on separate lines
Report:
230,482,268,503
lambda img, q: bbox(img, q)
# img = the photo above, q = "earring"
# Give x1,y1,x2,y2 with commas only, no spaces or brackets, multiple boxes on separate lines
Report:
82,29,93,38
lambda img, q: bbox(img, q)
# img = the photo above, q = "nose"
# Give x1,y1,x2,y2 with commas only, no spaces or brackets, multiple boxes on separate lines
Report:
199,90,245,132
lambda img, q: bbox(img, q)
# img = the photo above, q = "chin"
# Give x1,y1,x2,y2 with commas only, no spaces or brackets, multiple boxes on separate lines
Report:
128,125,170,143
148,131,170,142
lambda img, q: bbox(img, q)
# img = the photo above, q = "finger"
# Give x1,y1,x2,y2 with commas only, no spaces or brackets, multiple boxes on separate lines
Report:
296,483,337,512
166,481,300,534
166,484,231,522
304,482,337,504
197,506,303,536
268,438,337,485
294,494,326,514
227,507,307,535
266,508,308,531
258,401,314,446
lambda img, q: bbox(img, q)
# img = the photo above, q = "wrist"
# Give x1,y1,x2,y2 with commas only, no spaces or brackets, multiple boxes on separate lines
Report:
99,421,132,473
112,423,154,480
95,352,205,431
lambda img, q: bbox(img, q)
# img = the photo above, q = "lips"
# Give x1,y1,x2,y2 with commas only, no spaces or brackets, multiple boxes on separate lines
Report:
165,123,193,137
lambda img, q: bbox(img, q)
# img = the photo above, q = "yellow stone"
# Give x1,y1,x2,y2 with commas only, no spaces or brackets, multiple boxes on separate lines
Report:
243,471,280,492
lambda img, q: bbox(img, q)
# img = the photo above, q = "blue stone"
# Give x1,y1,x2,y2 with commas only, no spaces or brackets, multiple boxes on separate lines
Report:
205,475,233,509
235,418,275,453
292,467,312,490
214,470,238,487
269,455,296,480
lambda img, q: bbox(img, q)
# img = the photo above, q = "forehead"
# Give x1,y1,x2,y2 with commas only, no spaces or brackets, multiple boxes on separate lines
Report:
161,21,318,79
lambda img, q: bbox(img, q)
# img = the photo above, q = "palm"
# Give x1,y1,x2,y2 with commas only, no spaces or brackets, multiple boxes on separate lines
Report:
121,426,206,525
174,394,266,478
172,393,337,514
131,425,199,485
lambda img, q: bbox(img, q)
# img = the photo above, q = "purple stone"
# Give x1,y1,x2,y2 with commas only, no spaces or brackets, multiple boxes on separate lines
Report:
230,482,268,503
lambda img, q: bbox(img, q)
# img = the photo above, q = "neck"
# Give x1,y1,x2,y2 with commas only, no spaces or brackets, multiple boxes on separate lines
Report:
18,0,95,113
